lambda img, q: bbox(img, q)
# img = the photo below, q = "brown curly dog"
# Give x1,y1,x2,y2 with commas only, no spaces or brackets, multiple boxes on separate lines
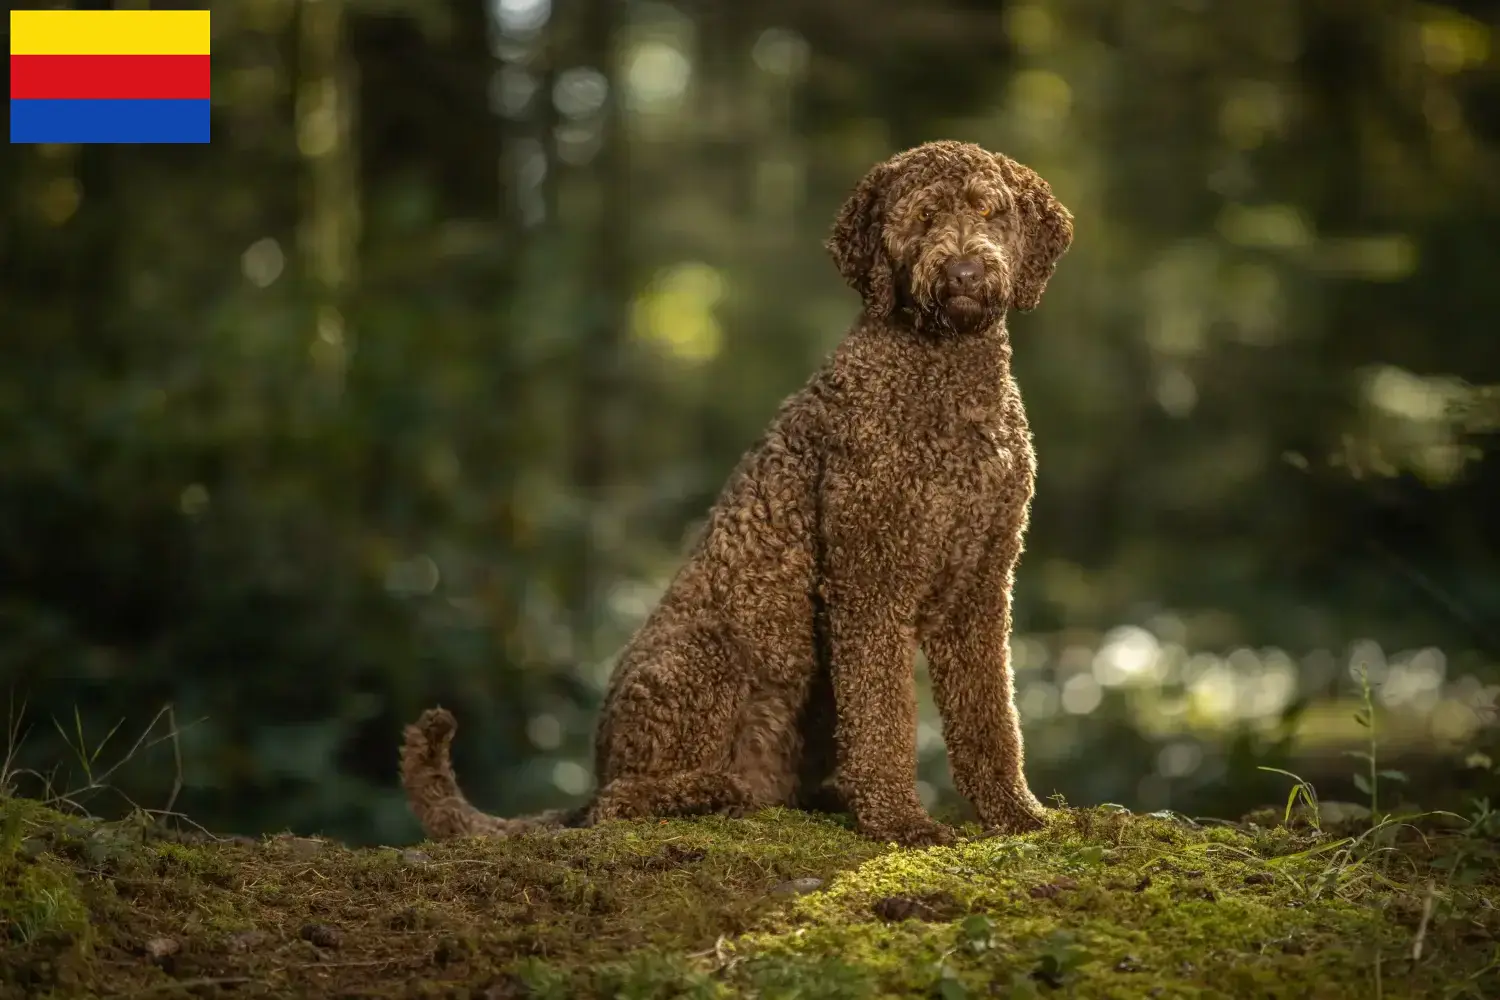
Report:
402,139,1074,848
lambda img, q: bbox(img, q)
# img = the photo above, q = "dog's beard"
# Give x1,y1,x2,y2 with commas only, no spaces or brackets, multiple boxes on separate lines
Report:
906,250,1010,335
940,293,991,332
902,286,1002,335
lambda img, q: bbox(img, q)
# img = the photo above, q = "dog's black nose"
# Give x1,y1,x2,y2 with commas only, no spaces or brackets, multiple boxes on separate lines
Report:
944,258,984,294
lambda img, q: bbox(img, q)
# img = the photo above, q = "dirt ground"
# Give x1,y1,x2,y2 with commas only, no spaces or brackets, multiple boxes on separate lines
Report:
3,796,1497,998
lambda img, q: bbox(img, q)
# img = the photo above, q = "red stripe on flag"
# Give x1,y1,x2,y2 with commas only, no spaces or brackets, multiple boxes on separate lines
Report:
9,55,211,101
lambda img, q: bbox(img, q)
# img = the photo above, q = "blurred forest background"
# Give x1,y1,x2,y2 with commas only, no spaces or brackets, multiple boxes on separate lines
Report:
2,0,1499,846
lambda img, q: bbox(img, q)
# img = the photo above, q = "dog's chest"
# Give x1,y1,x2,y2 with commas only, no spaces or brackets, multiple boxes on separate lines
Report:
909,407,1033,617
932,406,1033,511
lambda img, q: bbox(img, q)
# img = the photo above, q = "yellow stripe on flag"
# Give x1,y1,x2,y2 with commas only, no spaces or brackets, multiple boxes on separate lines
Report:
9,11,211,56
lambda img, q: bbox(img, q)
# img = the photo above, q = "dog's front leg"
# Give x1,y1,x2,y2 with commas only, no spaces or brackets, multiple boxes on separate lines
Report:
923,530,1047,834
822,470,956,849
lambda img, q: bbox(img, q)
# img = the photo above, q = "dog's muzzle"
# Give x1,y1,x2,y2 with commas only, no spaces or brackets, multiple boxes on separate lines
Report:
938,256,994,328
944,257,985,297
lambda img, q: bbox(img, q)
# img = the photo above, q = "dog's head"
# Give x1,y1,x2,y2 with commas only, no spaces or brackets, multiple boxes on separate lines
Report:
826,141,1073,334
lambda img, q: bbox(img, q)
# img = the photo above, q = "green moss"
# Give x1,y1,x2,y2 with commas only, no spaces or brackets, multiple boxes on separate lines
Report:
0,800,93,999
0,797,1496,999
1,853,90,950
0,801,87,941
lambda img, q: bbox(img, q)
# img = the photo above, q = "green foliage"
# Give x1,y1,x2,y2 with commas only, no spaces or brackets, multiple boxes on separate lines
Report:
0,0,1498,845
1257,767,1324,831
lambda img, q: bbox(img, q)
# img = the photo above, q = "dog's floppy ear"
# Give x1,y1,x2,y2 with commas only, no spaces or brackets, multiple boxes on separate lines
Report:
997,156,1074,312
826,159,899,320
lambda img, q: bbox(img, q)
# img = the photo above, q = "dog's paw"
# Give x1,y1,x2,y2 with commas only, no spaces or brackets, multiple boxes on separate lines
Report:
712,776,758,819
981,795,1049,835
861,813,958,849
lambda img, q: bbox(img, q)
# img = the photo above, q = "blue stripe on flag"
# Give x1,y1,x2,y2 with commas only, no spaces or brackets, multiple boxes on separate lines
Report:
10,99,210,144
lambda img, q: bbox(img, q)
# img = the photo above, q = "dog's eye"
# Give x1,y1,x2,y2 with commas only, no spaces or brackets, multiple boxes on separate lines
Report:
977,203,995,218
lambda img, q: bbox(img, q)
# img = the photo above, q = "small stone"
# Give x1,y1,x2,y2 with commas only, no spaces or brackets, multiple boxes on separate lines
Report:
873,896,920,920
871,891,960,922
272,835,327,859
299,922,341,949
225,929,268,953
770,877,824,897
641,843,708,870
1027,876,1080,900
432,936,472,966
660,844,707,865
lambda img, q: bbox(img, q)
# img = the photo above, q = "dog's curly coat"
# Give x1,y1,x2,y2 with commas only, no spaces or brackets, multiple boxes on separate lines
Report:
402,140,1074,847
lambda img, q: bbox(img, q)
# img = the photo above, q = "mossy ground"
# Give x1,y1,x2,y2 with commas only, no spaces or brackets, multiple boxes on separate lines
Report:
2,796,1497,999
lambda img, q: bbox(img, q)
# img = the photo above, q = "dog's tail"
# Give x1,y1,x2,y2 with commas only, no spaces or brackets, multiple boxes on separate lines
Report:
400,707,580,840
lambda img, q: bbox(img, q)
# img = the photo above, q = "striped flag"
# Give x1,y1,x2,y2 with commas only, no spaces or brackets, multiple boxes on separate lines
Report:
10,10,211,144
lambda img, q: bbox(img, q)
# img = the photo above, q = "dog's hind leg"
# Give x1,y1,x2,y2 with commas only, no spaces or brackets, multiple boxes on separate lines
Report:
588,619,766,821
589,669,820,823
587,770,757,822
